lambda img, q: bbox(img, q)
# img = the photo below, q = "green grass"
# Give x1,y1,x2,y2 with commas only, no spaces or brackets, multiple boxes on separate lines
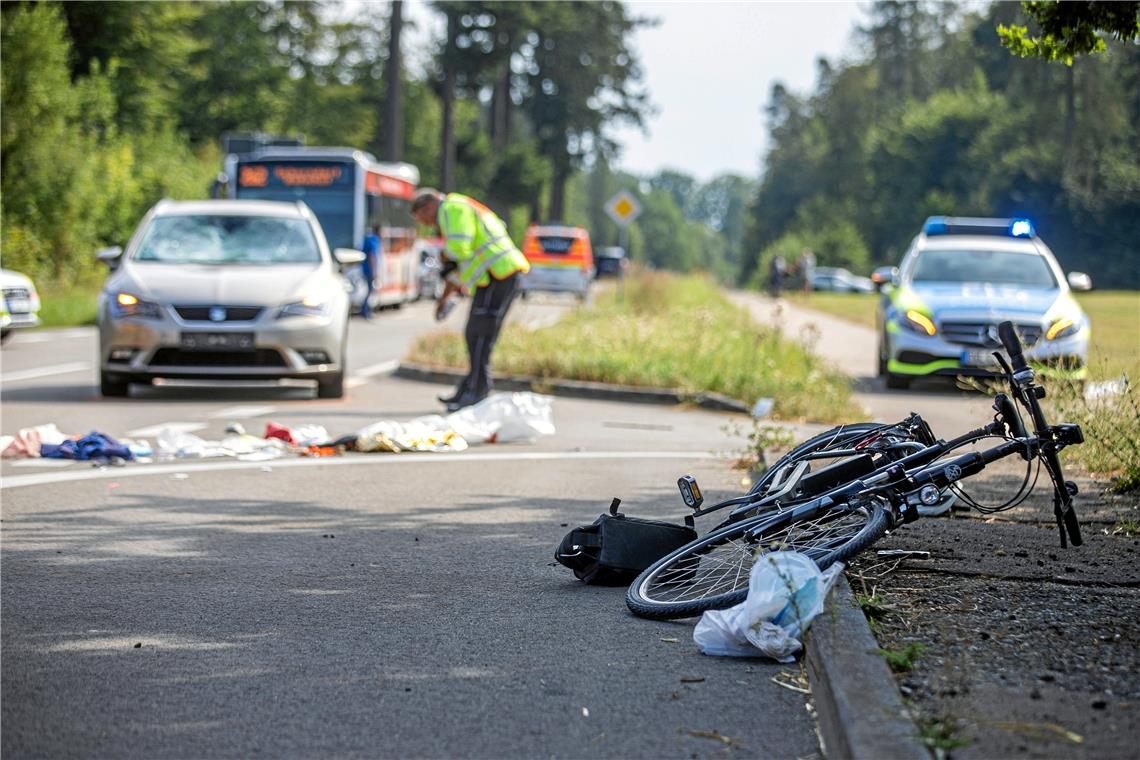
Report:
408,271,861,423
36,282,100,327
876,642,927,673
1075,291,1140,382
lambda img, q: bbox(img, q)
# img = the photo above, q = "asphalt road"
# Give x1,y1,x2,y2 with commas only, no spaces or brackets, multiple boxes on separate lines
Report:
1,296,819,759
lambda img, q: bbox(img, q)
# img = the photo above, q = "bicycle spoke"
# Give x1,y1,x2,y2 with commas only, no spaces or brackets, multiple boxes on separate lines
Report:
641,508,874,605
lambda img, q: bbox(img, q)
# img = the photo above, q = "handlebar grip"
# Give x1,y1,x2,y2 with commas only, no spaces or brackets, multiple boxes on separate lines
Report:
1063,507,1083,547
997,321,1028,373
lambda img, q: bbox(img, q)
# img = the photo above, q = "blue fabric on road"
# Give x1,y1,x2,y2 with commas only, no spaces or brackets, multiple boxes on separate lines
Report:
41,431,134,461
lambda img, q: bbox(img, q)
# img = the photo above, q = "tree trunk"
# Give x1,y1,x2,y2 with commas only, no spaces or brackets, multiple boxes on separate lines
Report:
491,62,510,151
1064,62,1076,163
548,161,569,221
440,10,457,191
382,0,404,162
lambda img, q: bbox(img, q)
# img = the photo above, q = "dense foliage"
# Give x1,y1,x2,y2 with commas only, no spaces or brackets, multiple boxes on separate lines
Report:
742,1,1140,288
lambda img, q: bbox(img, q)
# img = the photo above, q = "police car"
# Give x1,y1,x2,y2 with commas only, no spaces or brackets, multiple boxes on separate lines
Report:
873,217,1092,389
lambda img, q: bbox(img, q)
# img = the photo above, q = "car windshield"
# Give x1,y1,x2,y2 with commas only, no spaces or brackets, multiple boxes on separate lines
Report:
911,249,1056,288
134,215,321,265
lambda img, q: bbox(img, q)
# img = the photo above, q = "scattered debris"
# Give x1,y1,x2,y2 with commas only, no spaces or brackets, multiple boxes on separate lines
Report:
659,637,680,644
876,549,931,559
686,729,738,746
679,676,705,683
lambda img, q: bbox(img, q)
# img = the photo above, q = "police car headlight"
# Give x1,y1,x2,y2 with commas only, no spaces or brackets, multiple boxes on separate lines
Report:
1046,317,1079,341
112,292,162,320
278,295,330,319
901,310,937,336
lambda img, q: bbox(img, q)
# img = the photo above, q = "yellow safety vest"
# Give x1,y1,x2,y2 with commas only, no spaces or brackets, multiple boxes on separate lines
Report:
438,193,529,289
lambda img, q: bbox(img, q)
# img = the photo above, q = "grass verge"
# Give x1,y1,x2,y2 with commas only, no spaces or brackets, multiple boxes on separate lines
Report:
34,281,100,328
1050,379,1140,492
407,271,861,423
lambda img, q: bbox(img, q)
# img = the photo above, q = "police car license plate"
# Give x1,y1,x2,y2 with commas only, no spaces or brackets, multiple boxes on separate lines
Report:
960,349,998,369
180,332,255,351
6,297,30,313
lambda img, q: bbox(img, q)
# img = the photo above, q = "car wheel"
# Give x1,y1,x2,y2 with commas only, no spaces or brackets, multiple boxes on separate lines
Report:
877,333,888,377
0,329,11,345
100,371,130,397
317,344,346,399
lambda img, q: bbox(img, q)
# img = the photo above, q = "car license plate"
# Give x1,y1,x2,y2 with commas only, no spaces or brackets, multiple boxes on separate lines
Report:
960,349,998,369
180,332,255,351
6,297,30,313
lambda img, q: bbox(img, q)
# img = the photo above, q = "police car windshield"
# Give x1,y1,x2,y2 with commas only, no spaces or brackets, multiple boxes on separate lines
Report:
134,215,321,265
911,249,1056,288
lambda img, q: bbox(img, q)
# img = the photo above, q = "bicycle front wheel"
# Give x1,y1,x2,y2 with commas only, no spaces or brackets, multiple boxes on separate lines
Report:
626,498,890,620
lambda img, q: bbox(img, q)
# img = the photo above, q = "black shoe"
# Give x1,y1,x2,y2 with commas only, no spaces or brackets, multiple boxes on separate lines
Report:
437,387,466,404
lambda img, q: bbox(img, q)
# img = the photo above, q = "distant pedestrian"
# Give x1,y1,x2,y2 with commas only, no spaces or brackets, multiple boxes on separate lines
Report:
799,248,816,293
359,225,382,318
410,188,530,411
767,254,787,298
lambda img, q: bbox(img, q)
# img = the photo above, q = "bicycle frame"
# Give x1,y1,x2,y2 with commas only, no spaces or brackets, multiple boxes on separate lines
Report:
740,321,1084,548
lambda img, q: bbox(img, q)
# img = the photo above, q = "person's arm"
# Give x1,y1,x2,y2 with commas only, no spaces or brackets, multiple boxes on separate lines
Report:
438,202,476,296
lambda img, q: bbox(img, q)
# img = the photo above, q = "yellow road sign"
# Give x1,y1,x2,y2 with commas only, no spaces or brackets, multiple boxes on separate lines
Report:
604,190,642,227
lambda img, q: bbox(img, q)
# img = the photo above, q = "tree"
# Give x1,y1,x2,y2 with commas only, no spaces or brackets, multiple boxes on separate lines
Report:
999,1,1140,64
383,1,405,161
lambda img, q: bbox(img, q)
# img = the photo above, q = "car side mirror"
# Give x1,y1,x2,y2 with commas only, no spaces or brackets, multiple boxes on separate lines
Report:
334,248,366,267
96,246,124,269
1066,271,1092,292
871,266,898,291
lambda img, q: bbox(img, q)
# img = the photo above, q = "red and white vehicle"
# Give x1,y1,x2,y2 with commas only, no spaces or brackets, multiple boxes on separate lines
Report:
234,147,420,310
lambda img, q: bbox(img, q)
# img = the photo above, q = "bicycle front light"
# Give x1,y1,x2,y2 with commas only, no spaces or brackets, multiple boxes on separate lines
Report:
901,310,937,336
112,292,162,319
278,295,330,318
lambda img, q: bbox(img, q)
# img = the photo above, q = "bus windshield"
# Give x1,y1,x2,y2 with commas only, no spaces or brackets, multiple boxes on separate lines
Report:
134,215,321,265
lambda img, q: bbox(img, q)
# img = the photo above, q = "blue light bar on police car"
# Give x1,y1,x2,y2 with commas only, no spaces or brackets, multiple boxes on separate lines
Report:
922,216,1035,238
1009,218,1034,237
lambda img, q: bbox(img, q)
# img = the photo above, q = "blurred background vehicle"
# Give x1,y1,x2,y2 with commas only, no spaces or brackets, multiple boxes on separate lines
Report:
228,145,420,313
96,199,360,398
593,246,628,278
875,216,1092,390
1,268,42,343
810,266,874,293
520,223,595,300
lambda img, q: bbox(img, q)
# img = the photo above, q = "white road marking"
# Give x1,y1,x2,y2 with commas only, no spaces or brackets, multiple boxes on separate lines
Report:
346,359,400,388
10,458,76,468
0,362,91,383
206,405,277,420
11,328,96,343
125,421,208,438
0,450,720,490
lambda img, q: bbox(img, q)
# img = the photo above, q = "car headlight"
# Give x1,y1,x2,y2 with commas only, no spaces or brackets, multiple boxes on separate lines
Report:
112,292,162,319
1046,317,1080,341
900,309,937,336
278,295,330,318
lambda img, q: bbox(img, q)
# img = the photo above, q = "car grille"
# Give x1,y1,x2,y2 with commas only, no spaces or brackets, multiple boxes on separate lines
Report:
940,321,1041,348
149,348,286,367
4,287,31,312
173,305,263,322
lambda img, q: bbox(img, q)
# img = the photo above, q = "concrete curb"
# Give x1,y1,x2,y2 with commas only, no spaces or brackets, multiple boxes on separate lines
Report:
806,575,929,760
395,362,750,413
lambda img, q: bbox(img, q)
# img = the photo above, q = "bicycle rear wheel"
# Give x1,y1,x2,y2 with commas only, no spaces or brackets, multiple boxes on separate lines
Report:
626,497,890,620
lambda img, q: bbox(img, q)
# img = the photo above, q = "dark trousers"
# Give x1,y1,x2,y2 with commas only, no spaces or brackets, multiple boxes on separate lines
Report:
462,273,519,398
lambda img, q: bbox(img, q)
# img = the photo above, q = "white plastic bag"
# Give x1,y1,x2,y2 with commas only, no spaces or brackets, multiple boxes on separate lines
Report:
693,552,843,662
445,392,555,444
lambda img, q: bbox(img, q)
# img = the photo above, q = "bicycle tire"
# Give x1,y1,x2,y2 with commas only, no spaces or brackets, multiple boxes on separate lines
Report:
626,497,890,620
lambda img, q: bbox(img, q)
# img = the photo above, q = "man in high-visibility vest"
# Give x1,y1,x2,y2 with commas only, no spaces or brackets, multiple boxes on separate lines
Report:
411,188,530,412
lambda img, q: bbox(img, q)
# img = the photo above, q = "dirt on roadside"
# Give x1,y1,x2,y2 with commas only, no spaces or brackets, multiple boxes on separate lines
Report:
846,464,1139,759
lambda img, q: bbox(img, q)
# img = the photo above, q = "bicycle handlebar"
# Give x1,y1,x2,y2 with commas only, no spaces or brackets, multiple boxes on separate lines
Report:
998,321,1029,375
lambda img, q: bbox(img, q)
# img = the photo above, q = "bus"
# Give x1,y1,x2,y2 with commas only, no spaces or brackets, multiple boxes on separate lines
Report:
233,147,420,310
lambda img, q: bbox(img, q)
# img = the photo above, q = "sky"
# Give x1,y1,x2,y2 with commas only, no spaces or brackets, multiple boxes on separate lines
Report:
392,1,869,183
608,1,867,182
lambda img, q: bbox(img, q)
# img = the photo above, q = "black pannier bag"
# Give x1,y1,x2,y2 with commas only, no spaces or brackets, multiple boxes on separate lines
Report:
555,498,698,585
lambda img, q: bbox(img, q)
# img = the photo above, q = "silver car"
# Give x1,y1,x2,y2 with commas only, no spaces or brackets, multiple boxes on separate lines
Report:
97,200,362,398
